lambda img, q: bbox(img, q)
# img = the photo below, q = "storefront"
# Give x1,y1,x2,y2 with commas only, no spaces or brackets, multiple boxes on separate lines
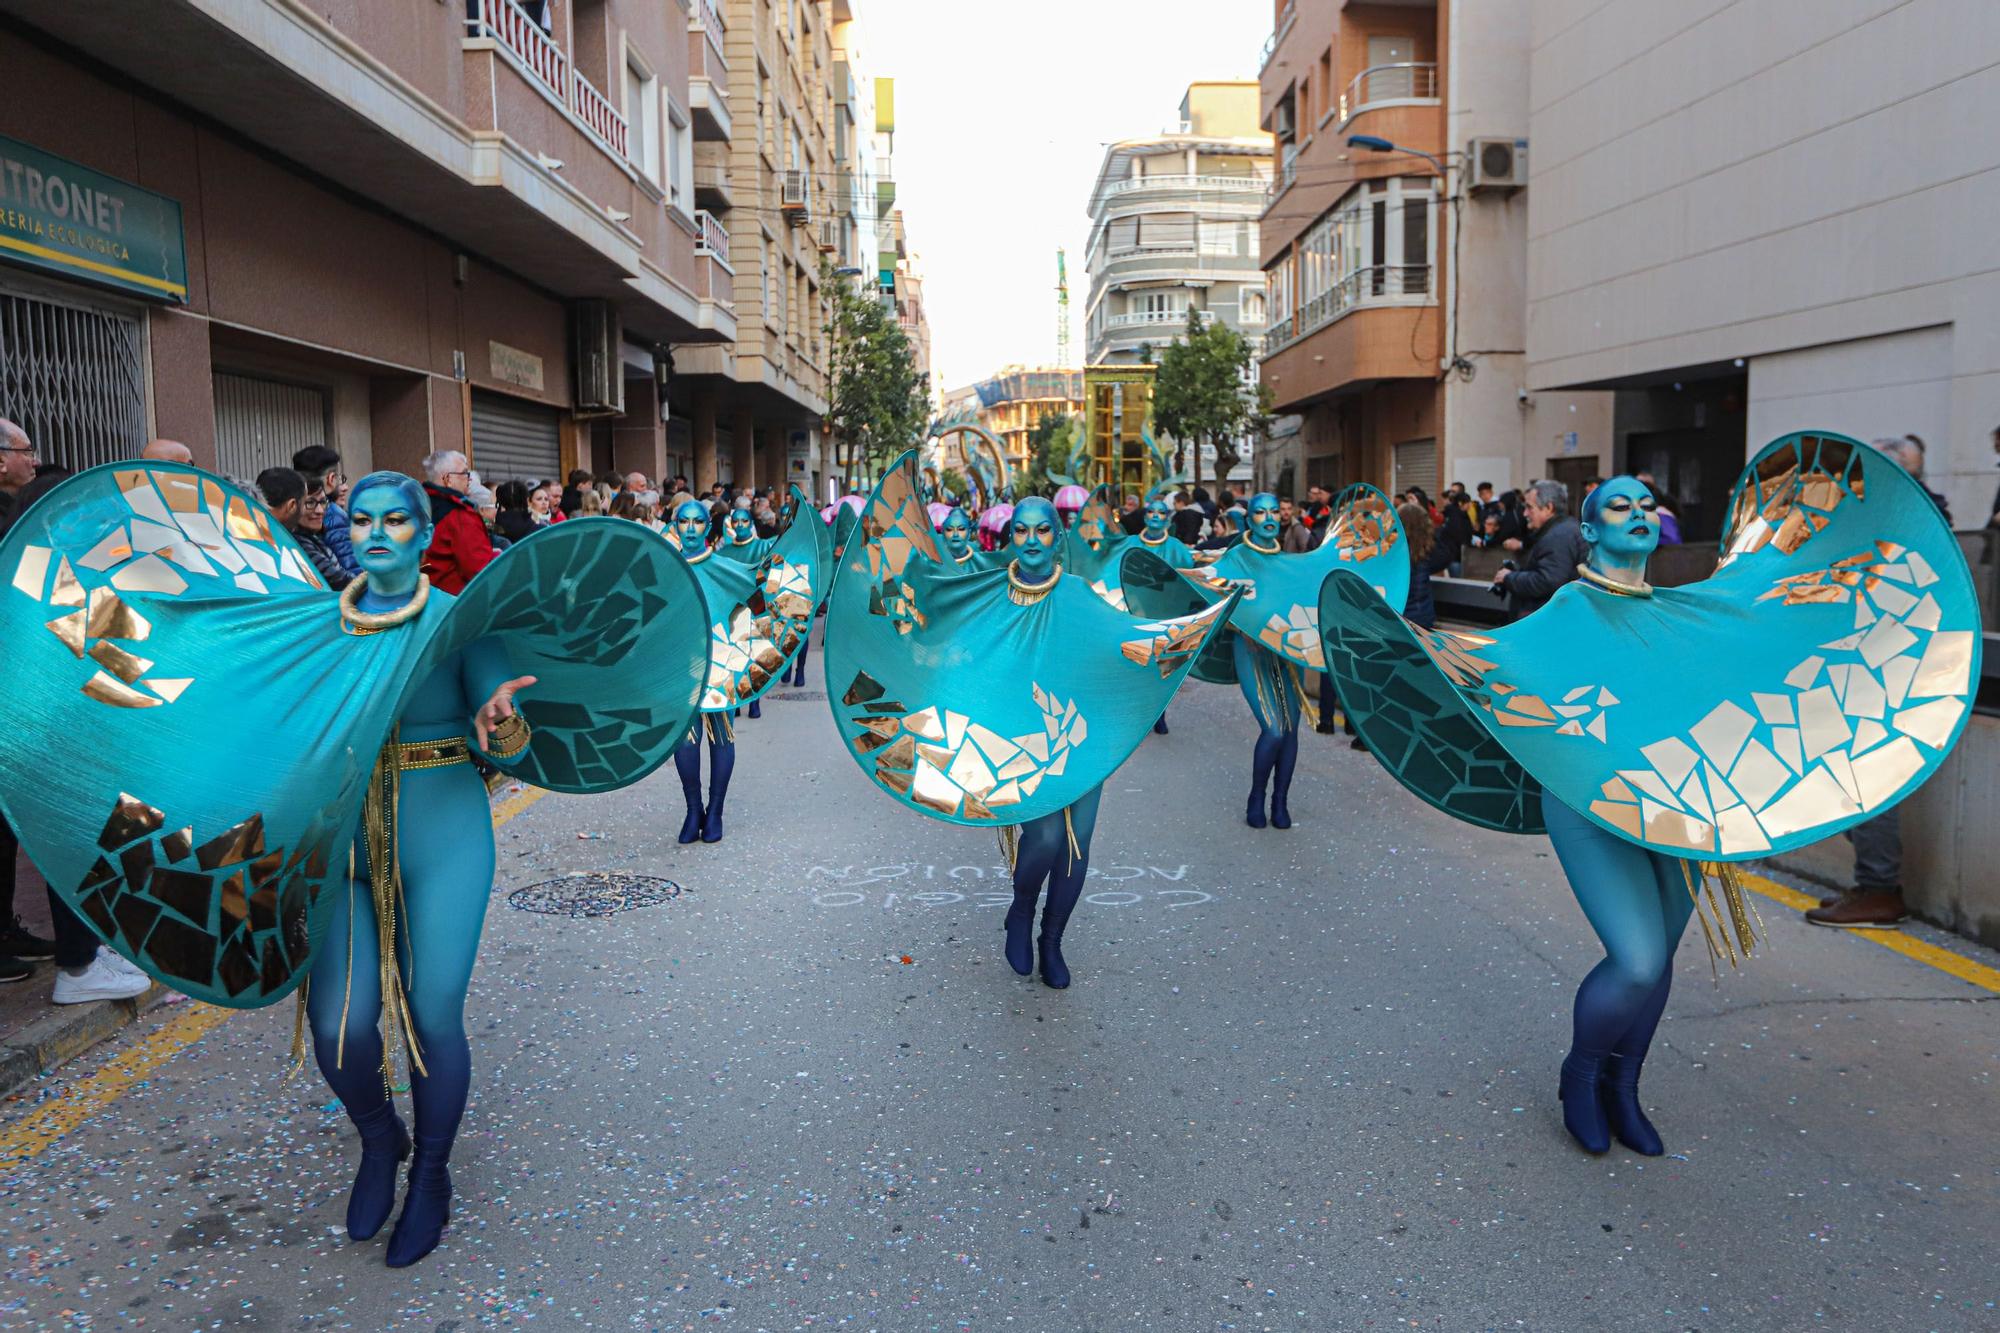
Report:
469,389,563,486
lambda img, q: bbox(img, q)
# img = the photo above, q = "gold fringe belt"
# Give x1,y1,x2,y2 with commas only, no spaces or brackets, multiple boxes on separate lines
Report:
1680,859,1768,981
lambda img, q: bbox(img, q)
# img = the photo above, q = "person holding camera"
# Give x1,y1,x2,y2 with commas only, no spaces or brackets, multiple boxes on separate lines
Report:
1490,479,1587,621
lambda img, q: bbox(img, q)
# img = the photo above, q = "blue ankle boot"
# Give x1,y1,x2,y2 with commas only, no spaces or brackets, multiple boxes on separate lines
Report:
344,1103,408,1242
385,1135,453,1268
1601,1055,1664,1156
1558,1052,1610,1154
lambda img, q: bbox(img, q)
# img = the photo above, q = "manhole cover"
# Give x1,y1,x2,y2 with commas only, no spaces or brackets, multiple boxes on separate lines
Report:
508,872,682,917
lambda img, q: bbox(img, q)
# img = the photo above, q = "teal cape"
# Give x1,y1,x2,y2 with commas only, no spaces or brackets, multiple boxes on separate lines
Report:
1122,484,1409,687
1317,432,1981,857
823,451,1239,826
714,484,814,568
0,462,710,1007
670,496,829,711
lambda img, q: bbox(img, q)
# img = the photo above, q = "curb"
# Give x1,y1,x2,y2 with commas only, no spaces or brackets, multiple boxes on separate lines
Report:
0,982,174,1101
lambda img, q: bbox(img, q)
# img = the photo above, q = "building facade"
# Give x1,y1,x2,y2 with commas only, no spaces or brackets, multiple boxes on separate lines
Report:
0,0,735,489
1256,0,1609,504
1084,82,1271,487
1526,0,2000,537
940,367,1085,474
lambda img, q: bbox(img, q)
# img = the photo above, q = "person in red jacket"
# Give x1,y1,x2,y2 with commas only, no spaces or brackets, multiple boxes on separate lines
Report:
419,450,496,593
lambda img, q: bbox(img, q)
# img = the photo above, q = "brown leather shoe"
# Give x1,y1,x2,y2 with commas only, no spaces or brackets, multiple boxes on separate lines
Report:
1806,890,1908,929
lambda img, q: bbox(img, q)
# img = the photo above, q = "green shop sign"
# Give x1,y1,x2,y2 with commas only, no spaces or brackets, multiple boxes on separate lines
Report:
0,135,187,302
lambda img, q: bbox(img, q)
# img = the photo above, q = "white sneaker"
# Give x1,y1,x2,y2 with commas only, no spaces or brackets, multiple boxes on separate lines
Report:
97,949,149,981
52,951,151,1004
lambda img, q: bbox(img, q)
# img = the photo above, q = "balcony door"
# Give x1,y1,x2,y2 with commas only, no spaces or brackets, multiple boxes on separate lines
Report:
1367,35,1416,99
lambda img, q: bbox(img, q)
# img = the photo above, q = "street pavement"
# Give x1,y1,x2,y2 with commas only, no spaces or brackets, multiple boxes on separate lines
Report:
2,660,1997,1332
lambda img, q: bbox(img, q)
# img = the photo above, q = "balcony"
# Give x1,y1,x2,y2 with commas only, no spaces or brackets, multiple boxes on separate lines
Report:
1103,174,1273,198
1268,264,1431,354
467,0,628,159
1106,308,1193,330
1259,2,1297,75
693,142,732,209
694,210,732,265
1336,62,1439,130
691,210,734,307
688,0,731,140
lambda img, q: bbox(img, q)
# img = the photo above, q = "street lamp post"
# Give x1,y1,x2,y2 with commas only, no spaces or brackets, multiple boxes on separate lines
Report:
1345,134,1444,178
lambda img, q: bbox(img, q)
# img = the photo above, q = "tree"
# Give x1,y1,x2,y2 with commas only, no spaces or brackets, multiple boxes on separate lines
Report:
1021,412,1078,495
822,258,928,487
1151,310,1270,487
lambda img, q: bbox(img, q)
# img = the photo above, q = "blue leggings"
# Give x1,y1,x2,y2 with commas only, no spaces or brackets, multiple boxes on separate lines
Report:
1233,636,1300,819
306,762,496,1149
1004,787,1103,986
1542,792,1694,1066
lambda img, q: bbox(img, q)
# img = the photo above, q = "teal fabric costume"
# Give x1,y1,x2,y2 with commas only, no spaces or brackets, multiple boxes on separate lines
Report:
0,462,710,1265
667,495,830,841
1318,434,1980,1158
824,453,1237,986
1124,485,1409,826
938,504,1005,573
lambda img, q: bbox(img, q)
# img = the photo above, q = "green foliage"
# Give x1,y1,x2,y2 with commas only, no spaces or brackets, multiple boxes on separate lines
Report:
1152,310,1266,482
1021,412,1078,496
822,259,928,485
937,466,969,504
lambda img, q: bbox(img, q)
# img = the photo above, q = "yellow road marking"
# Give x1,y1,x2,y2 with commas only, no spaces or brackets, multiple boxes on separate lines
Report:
0,787,552,1171
1741,870,2000,995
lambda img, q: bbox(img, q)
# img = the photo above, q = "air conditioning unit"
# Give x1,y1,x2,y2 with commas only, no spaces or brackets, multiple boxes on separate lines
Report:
572,299,625,418
1466,137,1528,193
817,219,840,253
1270,97,1296,141
781,170,811,223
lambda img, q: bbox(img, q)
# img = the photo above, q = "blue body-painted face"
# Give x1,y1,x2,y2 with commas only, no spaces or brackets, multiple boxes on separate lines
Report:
940,508,975,559
1579,476,1660,564
727,508,756,542
1009,497,1060,582
674,499,710,551
348,478,433,592
1247,492,1282,545
1143,498,1171,537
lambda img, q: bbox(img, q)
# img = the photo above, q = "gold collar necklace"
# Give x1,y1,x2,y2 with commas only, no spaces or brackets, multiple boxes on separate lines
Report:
1006,560,1061,605
1243,535,1281,554
340,574,431,634
1575,563,1654,598
1140,531,1167,545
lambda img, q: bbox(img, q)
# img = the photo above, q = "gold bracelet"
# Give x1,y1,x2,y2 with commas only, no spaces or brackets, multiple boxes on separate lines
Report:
487,712,531,759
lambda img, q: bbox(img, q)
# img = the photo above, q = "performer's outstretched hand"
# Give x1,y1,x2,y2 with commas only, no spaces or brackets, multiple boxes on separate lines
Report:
474,675,538,750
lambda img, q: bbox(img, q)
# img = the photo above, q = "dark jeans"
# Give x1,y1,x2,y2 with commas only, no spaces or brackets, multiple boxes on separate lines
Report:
1846,808,1902,891
0,815,98,968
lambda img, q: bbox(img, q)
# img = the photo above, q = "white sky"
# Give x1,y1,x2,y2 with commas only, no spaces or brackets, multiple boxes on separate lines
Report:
855,0,1269,394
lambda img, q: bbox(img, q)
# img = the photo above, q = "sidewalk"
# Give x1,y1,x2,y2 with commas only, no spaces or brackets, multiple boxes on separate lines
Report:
1,847,175,1101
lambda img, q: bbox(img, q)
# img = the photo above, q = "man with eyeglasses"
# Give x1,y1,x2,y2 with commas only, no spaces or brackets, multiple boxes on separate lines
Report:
420,448,495,594
261,466,353,590
294,444,360,578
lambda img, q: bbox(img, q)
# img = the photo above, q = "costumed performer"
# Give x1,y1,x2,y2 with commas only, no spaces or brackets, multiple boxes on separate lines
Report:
1316,432,1979,1156
665,494,828,842
0,463,710,1265
823,452,1238,988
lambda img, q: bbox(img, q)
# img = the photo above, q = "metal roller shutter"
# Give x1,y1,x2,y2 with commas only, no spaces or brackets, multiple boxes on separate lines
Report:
1392,437,1437,498
213,372,330,487
469,390,562,487
0,287,146,473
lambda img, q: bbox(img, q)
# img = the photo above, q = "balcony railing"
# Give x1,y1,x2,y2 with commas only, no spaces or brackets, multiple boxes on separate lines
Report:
1337,62,1440,127
571,71,629,158
1266,264,1432,352
468,0,628,160
691,0,725,38
694,209,732,267
1106,243,1200,262
1107,308,1191,329
1259,2,1297,75
1104,173,1274,197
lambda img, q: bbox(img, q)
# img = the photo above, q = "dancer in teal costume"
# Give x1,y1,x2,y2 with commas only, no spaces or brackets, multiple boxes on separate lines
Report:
666,495,828,842
824,452,1238,987
1123,484,1407,827
714,503,773,564
938,504,1004,572
0,462,709,1264
1317,433,1980,1156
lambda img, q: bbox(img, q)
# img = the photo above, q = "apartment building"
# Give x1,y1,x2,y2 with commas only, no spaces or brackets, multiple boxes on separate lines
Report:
940,367,1085,475
882,207,935,408
0,0,734,486
1256,0,1608,503
1527,0,2000,537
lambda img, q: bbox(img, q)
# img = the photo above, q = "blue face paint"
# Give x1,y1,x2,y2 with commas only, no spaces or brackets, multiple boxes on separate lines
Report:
940,509,974,559
1010,497,1060,582
348,478,433,596
1580,476,1660,572
1247,492,1282,545
674,499,710,551
727,509,756,542
1143,499,1170,537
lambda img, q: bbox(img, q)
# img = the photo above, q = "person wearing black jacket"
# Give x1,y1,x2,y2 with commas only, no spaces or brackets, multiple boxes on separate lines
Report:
1493,479,1587,621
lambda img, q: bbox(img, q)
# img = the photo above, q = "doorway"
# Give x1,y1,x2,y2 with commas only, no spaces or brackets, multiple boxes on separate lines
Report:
1545,455,1599,511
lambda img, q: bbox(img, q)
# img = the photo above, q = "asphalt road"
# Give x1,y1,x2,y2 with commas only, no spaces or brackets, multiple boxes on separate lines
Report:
2,662,1997,1331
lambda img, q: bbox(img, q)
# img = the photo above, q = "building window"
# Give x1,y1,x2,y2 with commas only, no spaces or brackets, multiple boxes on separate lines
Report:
1289,177,1434,336
1133,290,1188,321
625,53,660,182
1241,290,1267,323
666,98,692,213
1201,220,1244,255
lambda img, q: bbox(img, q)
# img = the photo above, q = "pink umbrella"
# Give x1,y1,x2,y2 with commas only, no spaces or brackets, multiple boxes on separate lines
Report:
978,503,1015,533
926,501,953,528
819,503,836,522
1053,484,1089,513
838,493,867,514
